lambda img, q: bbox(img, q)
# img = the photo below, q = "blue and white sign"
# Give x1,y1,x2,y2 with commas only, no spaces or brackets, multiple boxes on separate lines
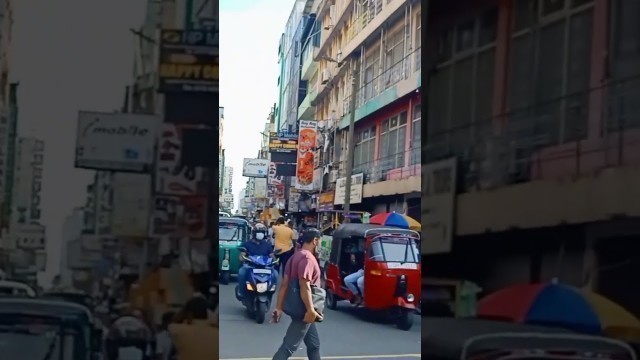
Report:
242,158,269,178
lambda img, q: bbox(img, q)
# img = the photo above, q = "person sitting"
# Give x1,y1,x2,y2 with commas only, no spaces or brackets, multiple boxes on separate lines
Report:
343,253,364,303
237,224,276,299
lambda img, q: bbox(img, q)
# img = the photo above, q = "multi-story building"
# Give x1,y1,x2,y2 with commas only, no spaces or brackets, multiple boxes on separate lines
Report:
59,208,85,287
222,166,233,195
277,0,316,131
424,0,640,315
11,137,44,226
309,0,422,218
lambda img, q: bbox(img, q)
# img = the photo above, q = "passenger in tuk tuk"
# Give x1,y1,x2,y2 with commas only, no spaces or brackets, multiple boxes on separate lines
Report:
343,254,364,303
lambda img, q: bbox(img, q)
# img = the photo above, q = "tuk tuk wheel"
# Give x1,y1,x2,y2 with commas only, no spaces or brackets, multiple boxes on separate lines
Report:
220,271,230,285
326,289,338,310
397,308,413,331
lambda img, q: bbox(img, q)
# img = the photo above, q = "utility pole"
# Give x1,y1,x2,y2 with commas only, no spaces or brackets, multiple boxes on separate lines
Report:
342,59,360,219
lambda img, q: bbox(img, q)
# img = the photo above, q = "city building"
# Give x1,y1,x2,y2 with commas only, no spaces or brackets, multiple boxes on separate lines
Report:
222,166,233,195
11,137,44,226
311,0,422,219
59,208,85,287
423,0,640,315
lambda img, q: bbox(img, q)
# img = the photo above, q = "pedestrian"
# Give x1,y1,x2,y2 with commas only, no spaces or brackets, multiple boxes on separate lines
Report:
169,296,218,360
156,311,175,360
273,217,295,273
271,228,324,360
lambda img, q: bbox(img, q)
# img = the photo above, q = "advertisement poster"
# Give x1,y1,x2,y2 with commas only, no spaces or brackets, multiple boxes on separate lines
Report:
111,173,151,237
318,191,335,211
268,131,298,163
268,162,284,186
158,29,218,93
288,188,300,212
242,158,269,178
152,196,208,238
295,120,317,190
155,123,208,196
75,111,160,172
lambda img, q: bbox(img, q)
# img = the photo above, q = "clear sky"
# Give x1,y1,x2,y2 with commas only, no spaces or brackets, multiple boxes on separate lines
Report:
11,0,146,284
219,0,293,211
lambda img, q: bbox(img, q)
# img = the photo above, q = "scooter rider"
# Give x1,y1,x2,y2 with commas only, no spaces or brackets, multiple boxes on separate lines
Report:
237,223,278,299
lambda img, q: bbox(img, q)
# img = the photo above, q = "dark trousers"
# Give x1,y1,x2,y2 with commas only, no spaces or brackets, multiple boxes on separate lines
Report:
276,249,293,273
272,319,321,360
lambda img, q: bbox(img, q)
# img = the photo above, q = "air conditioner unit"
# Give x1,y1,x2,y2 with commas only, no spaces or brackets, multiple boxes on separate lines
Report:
321,68,331,84
328,169,338,183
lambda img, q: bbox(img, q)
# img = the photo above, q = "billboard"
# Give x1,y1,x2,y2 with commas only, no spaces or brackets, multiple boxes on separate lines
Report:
151,195,208,238
334,173,364,205
75,111,159,172
155,124,208,196
318,191,335,211
158,29,218,93
268,131,298,163
295,120,317,190
111,173,151,237
422,158,458,255
242,158,269,178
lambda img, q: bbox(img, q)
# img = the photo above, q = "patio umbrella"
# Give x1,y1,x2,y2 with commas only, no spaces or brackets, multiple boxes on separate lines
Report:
369,211,421,230
477,282,640,341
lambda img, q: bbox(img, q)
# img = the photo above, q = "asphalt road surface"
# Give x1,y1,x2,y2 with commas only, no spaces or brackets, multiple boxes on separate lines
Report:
218,281,421,360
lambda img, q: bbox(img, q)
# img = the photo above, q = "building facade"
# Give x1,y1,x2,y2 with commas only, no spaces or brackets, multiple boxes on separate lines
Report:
311,0,422,219
424,0,640,316
11,137,44,226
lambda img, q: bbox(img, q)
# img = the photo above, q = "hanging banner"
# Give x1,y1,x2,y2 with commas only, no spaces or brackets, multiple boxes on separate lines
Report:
151,196,208,238
268,162,284,186
295,120,317,190
155,123,208,196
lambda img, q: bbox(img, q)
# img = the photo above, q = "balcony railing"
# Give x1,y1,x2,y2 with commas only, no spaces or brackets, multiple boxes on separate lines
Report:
423,72,640,193
341,47,421,113
344,147,421,185
346,0,385,43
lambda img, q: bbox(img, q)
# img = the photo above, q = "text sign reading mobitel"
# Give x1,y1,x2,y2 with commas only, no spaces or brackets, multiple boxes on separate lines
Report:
268,131,298,153
158,29,218,93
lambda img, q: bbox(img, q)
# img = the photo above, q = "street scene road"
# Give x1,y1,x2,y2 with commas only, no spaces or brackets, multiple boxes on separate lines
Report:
218,281,421,359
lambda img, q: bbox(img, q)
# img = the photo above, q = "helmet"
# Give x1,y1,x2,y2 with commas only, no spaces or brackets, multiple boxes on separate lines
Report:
252,223,268,238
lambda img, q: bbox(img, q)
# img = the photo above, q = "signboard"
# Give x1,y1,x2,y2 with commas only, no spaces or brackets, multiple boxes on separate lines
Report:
221,194,233,203
268,131,298,153
334,173,364,205
254,178,268,198
318,191,335,211
95,171,113,235
158,29,218,93
155,123,208,196
242,158,269,178
295,120,317,191
30,140,44,221
268,162,284,186
422,158,458,255
111,173,151,237
151,196,208,238
75,111,159,172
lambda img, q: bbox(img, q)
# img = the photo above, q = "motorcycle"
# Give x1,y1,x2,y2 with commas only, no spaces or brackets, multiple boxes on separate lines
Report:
235,251,279,324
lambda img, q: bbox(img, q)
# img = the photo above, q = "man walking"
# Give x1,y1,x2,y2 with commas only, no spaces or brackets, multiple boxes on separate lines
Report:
271,229,323,360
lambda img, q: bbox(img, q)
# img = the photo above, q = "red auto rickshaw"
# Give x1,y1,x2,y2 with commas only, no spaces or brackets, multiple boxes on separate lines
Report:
324,223,421,330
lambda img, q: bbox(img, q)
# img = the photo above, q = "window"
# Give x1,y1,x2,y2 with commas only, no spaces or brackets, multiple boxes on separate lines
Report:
508,6,593,145
411,104,421,165
354,126,376,171
364,46,380,102
379,112,407,171
385,29,405,86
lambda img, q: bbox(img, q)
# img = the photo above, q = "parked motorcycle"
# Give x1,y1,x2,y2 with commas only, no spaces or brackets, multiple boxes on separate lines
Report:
235,252,279,324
